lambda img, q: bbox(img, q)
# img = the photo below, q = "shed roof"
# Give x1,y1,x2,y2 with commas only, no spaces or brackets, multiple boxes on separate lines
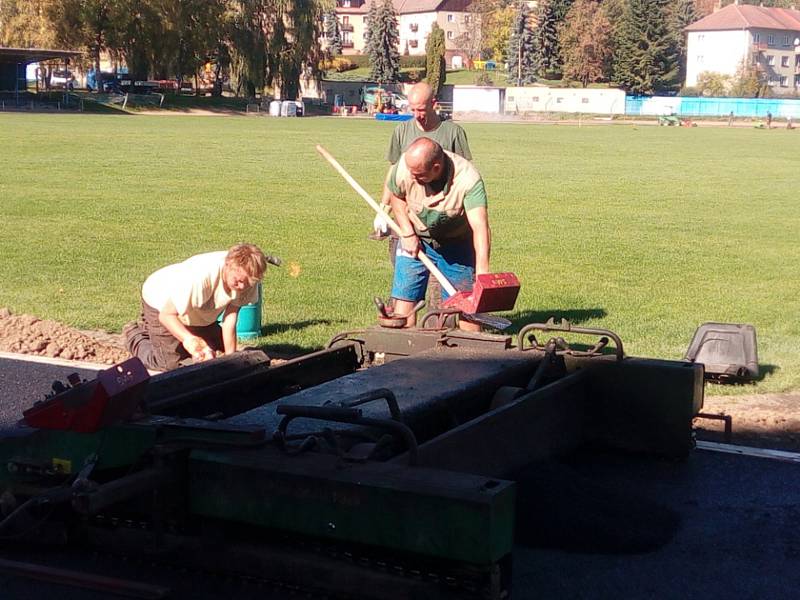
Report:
0,47,82,65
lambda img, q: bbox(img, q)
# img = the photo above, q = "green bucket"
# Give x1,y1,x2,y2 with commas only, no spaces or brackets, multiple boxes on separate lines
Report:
218,283,262,341
236,283,262,340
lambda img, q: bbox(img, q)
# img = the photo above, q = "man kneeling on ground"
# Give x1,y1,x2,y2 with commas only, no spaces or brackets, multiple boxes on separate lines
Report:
124,243,267,371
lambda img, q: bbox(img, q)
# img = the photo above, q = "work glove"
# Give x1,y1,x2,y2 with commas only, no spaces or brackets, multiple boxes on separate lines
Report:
372,205,391,236
182,335,216,362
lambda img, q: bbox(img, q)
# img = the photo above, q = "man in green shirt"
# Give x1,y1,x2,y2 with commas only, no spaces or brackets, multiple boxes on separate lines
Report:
387,137,490,329
372,81,472,239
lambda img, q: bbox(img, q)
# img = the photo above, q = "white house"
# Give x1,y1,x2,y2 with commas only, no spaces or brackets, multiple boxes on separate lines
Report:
685,4,800,95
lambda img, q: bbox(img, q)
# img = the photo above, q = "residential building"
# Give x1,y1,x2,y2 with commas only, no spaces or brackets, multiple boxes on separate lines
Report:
684,4,800,95
333,0,477,69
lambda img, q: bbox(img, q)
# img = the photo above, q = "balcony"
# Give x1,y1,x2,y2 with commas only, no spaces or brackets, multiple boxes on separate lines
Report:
754,42,768,51
342,41,354,48
341,23,354,32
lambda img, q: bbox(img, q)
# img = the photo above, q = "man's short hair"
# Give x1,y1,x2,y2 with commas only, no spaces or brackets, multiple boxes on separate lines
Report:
225,243,267,280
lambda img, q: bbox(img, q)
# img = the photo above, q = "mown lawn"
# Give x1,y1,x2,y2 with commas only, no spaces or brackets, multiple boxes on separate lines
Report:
1,113,797,394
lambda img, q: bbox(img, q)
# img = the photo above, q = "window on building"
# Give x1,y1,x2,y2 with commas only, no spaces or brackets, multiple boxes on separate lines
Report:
767,55,775,66
768,34,775,45
796,54,800,66
464,15,470,24
783,35,791,46
447,14,454,22
556,98,563,104
782,55,789,67
342,16,349,25
697,55,704,64
410,23,418,32
780,75,788,87
795,74,800,86
768,76,779,86
340,0,351,6
698,34,705,41
409,40,418,48
447,30,454,39
581,98,589,104
531,97,538,102
754,33,761,43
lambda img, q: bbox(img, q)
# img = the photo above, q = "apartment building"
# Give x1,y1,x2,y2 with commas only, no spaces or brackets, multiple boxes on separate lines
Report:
685,3,800,95
334,0,476,68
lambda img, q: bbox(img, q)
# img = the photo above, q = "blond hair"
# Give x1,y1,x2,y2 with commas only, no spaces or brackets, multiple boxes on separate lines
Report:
225,243,267,280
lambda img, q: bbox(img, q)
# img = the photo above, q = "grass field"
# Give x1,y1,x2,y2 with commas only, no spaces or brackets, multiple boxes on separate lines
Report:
1,113,798,395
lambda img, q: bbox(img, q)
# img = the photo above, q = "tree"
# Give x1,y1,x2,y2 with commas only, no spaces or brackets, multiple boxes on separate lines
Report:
0,0,57,47
222,0,325,99
532,0,560,77
612,0,680,95
365,0,400,83
671,0,697,89
426,23,446,95
696,70,731,96
730,60,767,98
49,0,116,92
506,2,536,85
558,0,611,87
484,3,515,62
324,10,342,56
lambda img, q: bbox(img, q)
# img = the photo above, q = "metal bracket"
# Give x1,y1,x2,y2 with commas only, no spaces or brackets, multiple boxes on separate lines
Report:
517,317,625,361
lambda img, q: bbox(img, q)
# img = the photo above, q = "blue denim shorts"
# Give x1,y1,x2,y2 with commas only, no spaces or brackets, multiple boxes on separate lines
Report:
391,239,475,302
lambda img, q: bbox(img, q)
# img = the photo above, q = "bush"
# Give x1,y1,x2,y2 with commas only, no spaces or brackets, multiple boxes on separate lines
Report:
345,54,372,68
401,68,425,82
320,57,358,73
400,55,427,69
474,72,493,86
678,86,700,97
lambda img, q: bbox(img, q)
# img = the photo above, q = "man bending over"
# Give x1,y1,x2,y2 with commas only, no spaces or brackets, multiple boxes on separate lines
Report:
124,243,267,370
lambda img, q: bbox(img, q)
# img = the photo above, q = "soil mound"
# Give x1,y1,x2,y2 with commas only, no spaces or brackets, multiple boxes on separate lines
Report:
0,308,128,365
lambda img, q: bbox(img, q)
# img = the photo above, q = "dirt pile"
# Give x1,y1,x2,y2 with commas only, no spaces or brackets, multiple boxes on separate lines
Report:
0,308,129,365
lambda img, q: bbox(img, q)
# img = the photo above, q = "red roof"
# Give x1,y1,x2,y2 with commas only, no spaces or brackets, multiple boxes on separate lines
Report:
685,4,800,32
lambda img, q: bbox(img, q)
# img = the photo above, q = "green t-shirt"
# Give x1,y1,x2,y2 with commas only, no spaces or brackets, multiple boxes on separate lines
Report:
386,119,473,164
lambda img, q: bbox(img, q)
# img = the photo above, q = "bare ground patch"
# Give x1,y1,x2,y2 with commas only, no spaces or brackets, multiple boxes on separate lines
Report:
0,307,128,365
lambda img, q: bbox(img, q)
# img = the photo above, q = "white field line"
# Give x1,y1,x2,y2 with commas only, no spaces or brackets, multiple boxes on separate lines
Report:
696,440,800,464
0,350,108,371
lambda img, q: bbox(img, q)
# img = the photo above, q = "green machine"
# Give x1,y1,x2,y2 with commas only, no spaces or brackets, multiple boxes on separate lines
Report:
0,319,703,599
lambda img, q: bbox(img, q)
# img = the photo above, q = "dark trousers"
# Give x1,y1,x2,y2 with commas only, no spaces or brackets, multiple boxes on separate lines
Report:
124,300,223,371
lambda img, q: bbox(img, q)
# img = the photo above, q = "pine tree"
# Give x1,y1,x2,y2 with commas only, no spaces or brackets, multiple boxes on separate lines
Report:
671,0,697,88
612,0,680,95
366,0,400,83
425,23,446,95
506,2,536,85
532,0,560,77
324,10,342,56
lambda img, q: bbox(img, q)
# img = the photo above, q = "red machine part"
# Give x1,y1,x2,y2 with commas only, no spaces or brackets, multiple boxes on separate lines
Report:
442,272,521,314
22,358,150,433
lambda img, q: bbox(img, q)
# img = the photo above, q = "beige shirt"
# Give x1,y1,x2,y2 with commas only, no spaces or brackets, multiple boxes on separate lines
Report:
142,251,257,326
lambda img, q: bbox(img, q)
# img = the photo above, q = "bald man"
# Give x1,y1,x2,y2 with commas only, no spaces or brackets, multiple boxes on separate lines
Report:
373,82,472,239
387,137,490,328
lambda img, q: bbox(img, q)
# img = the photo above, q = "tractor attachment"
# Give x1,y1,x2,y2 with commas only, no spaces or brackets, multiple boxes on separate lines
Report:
0,319,703,599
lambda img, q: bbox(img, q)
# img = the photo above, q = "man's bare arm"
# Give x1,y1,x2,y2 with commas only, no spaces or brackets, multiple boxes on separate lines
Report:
466,206,490,275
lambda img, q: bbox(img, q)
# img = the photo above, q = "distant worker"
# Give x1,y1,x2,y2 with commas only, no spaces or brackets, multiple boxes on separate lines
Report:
387,138,490,329
767,111,773,129
123,243,268,371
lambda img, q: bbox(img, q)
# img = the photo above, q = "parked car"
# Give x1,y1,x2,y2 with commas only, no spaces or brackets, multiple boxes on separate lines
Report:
50,70,76,91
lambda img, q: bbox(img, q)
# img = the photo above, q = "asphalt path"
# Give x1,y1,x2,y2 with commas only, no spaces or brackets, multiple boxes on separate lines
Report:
1,357,798,599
